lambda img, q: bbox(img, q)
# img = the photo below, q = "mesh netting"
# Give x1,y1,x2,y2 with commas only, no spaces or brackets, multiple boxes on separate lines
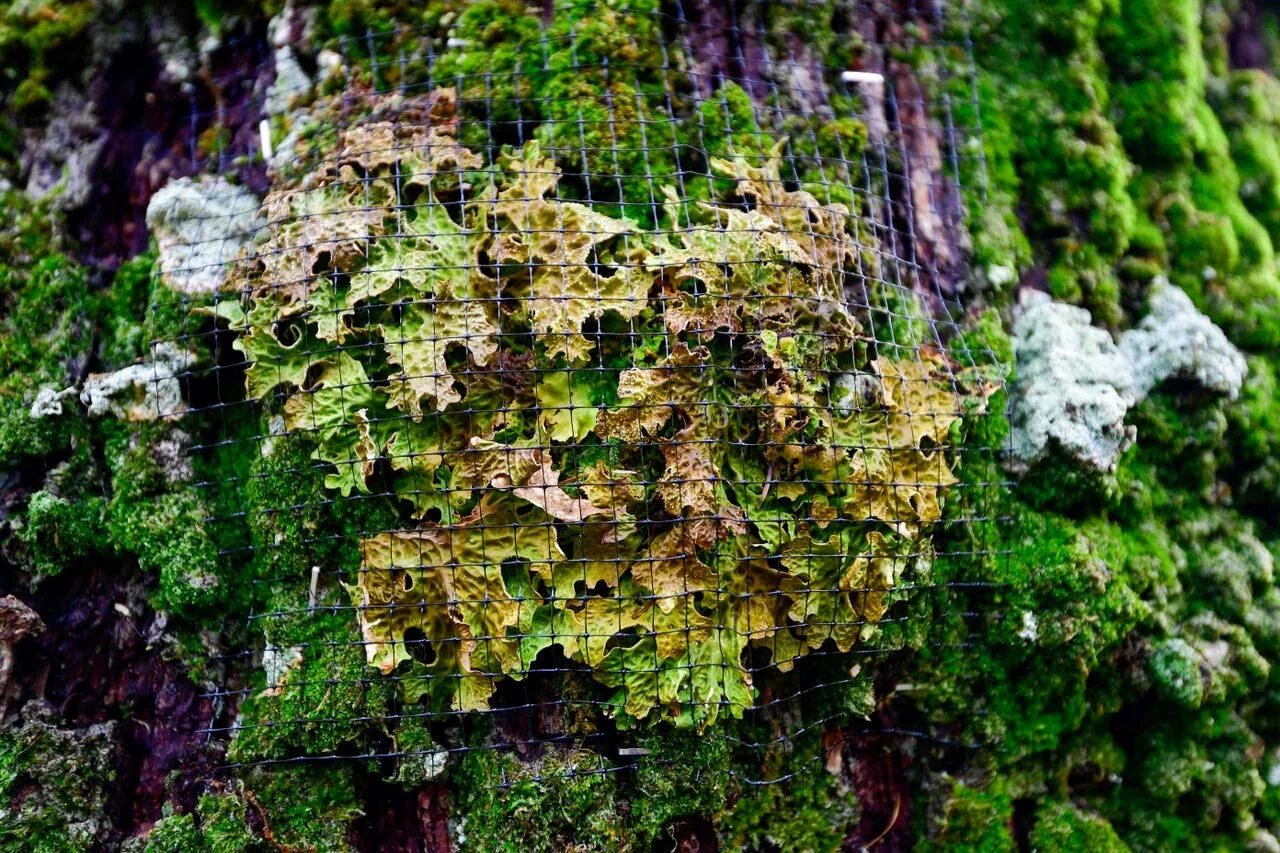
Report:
149,0,1003,788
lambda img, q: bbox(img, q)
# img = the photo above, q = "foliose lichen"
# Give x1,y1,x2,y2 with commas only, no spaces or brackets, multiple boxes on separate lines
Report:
217,102,974,726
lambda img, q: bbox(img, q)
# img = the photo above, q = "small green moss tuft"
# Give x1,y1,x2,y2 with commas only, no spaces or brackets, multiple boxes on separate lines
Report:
12,490,106,581
1029,801,1129,852
453,748,626,852
141,809,203,853
919,778,1015,853
195,790,255,853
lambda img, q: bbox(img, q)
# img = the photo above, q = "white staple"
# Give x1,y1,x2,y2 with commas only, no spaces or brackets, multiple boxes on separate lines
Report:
841,70,885,85
259,118,274,161
308,565,320,612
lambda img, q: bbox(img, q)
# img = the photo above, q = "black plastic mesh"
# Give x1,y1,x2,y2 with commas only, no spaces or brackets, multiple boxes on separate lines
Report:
149,0,1003,788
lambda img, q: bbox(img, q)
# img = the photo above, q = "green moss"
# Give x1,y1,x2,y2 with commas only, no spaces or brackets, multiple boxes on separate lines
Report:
453,748,626,852
629,730,735,844
0,2,95,114
98,252,194,369
106,489,220,613
1029,801,1129,852
919,779,1015,853
1220,71,1280,244
919,300,1280,850
13,490,106,581
1227,355,1280,510
242,765,361,850
451,726,760,851
719,739,859,852
1149,638,1204,709
0,199,94,467
954,0,1138,323
870,285,935,352
229,611,395,763
389,713,445,786
1101,0,1205,170
142,810,203,853
194,791,256,853
0,709,118,852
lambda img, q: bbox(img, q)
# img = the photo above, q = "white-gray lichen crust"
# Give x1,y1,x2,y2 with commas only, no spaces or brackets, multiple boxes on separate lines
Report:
79,343,196,420
1009,298,1136,475
145,176,263,295
1119,280,1248,402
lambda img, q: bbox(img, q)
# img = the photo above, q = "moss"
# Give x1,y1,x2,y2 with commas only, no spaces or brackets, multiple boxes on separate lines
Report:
228,611,395,763
869,285,935,353
920,301,1280,851
98,252,194,369
106,489,220,613
1227,355,1280,510
316,0,451,40
241,765,361,850
0,200,95,467
1127,392,1227,492
194,791,256,853
942,67,1031,297
954,0,1137,324
389,713,445,786
1029,801,1129,852
12,490,106,581
1109,706,1267,851
0,709,118,852
450,724,760,851
1219,70,1280,244
1149,638,1204,709
453,747,627,852
142,810,203,853
0,2,95,114
167,769,359,852
911,8,1280,840
1101,0,1205,171
629,730,735,844
919,778,1015,853
432,0,675,221
719,737,859,852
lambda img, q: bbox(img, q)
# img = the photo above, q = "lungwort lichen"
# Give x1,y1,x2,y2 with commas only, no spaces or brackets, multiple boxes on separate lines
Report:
217,95,969,727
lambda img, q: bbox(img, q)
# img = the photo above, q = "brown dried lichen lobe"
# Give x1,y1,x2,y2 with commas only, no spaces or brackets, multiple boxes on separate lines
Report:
224,97,969,726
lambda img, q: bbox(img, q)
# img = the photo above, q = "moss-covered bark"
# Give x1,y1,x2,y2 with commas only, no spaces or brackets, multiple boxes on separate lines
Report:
2,1,1280,850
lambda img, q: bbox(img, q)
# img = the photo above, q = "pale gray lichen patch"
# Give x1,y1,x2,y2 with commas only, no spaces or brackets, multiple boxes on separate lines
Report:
22,84,105,210
150,429,195,485
1119,280,1248,402
79,343,195,420
261,644,304,696
29,386,77,419
265,45,313,117
263,2,328,167
1010,285,1249,482
395,745,450,784
1008,297,1136,476
145,176,263,295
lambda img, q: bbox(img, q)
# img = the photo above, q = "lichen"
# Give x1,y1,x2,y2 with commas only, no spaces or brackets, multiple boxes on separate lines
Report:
222,105,973,725
1119,280,1247,401
146,177,264,296
1007,296,1135,489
